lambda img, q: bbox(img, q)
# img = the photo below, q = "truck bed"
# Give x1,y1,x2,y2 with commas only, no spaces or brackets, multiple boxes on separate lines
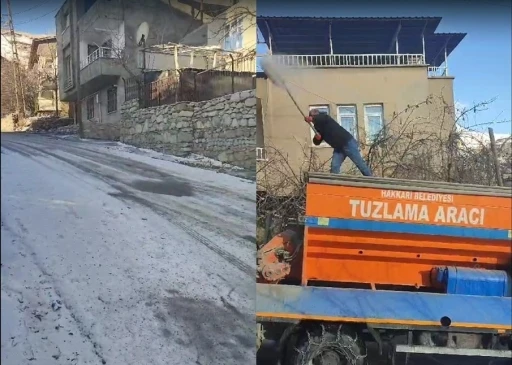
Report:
256,283,512,332
302,173,512,289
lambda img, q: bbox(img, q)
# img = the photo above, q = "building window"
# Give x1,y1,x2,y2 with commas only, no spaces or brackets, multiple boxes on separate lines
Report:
61,12,70,30
309,105,330,147
223,17,243,51
86,96,95,119
309,105,329,115
364,104,384,143
64,52,73,90
256,147,267,161
107,87,117,113
337,105,358,141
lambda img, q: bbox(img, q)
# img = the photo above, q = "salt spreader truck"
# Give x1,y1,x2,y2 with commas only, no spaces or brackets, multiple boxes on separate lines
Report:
256,172,512,364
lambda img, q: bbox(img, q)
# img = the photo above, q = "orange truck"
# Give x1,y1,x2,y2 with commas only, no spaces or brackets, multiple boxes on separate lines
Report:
257,172,512,365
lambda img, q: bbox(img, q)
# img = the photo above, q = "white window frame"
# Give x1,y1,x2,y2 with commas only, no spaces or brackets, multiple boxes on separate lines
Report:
256,147,267,161
107,87,117,114
337,105,358,141
223,17,244,51
309,105,330,148
364,104,384,144
86,96,95,120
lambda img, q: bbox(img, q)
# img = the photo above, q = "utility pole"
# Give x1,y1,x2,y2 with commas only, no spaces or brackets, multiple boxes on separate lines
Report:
488,127,504,186
6,0,26,117
5,0,20,114
51,42,60,117
69,0,83,137
6,0,27,116
54,59,60,117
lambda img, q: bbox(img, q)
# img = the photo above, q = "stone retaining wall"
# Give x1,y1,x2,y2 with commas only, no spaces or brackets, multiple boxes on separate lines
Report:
120,90,256,170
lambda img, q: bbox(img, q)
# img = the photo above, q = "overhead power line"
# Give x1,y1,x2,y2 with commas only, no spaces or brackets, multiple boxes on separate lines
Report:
11,2,48,16
14,6,60,25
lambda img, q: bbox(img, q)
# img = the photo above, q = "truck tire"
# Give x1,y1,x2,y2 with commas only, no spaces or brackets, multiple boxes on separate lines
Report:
286,324,367,365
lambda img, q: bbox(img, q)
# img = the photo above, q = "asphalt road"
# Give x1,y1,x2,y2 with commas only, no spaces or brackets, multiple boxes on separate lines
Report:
1,133,256,365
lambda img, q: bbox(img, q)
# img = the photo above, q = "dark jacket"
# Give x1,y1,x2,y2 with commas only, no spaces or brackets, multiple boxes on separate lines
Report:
311,113,354,150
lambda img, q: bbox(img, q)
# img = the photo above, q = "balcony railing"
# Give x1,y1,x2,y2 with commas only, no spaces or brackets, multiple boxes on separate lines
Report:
256,147,267,161
80,47,115,69
428,66,448,77
268,54,426,68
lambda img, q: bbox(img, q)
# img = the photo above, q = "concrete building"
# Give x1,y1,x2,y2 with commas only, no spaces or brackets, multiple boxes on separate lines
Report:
55,0,204,139
142,0,257,73
255,16,466,188
28,36,68,116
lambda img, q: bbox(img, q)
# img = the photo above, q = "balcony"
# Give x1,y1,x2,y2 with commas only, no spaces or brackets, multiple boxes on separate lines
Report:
80,47,121,96
80,47,115,69
268,53,426,68
428,66,449,77
258,53,453,78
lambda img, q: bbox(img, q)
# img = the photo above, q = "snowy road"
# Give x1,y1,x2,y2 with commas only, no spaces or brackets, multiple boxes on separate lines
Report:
1,133,256,365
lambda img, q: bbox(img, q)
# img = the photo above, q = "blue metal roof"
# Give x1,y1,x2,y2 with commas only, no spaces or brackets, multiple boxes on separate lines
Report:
257,17,466,67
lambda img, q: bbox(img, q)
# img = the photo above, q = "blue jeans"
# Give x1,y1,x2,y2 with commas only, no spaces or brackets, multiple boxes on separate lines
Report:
331,138,372,176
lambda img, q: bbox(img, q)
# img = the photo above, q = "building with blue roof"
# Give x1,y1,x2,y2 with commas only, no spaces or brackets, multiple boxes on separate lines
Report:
255,16,466,185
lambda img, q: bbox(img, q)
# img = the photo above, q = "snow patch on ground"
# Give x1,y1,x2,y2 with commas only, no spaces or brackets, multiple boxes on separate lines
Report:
1,134,255,365
53,134,254,180
108,141,244,171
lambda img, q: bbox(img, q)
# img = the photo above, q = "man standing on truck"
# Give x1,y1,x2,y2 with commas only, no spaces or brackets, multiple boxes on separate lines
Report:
306,108,372,176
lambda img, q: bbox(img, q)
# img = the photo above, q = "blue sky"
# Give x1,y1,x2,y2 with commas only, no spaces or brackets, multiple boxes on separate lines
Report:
3,0,511,134
0,0,62,34
257,0,512,134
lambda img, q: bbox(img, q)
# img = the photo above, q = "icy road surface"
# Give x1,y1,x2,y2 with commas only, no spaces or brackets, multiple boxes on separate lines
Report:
1,133,256,365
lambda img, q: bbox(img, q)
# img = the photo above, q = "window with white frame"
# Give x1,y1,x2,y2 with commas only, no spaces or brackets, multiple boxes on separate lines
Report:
223,17,244,51
309,105,330,147
107,87,117,113
364,104,384,143
86,96,95,120
337,105,358,141
256,147,267,161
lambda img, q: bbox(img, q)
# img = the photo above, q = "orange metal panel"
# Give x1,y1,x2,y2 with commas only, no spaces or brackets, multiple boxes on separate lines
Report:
303,183,512,287
306,184,512,230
